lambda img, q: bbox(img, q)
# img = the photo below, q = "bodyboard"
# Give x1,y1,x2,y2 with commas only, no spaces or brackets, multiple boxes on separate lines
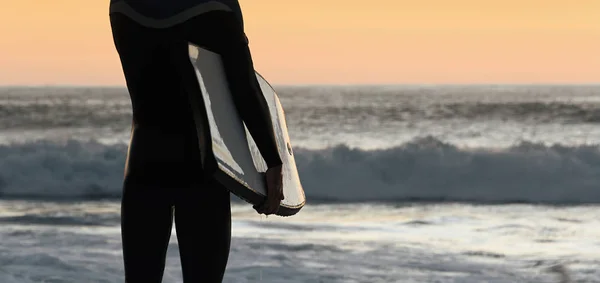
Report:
187,43,305,216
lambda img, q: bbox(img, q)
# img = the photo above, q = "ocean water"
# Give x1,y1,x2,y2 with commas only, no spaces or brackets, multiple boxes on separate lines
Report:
0,85,599,282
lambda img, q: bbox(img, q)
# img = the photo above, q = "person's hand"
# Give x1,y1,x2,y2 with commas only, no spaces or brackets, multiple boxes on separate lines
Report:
254,164,284,215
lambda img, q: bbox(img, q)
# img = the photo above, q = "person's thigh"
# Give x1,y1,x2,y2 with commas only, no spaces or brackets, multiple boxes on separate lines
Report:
174,179,232,283
121,183,175,282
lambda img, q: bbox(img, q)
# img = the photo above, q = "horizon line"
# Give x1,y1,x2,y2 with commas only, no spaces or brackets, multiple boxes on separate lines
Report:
1,82,599,88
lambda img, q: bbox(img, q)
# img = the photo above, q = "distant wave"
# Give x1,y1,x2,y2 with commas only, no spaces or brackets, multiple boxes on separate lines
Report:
283,102,600,126
1,85,600,131
1,138,600,204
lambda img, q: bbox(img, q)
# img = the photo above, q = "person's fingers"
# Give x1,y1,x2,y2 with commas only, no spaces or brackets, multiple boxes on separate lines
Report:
253,203,264,214
268,194,280,214
274,197,280,212
277,175,283,201
267,198,276,214
257,168,284,215
256,196,272,215
266,203,277,215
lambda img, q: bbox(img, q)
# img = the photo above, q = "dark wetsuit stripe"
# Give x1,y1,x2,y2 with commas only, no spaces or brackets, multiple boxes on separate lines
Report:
109,0,245,29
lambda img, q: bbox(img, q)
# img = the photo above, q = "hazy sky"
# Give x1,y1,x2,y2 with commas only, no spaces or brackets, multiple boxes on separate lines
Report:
0,0,598,85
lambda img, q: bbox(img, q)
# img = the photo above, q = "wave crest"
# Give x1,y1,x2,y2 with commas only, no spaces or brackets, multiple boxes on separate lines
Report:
1,138,600,204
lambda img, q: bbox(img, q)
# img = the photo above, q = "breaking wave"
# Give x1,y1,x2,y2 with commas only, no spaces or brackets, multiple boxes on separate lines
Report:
1,138,599,204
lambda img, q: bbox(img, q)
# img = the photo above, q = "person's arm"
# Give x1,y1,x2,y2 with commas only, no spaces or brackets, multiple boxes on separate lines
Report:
221,40,282,168
230,69,282,168
235,75,283,169
218,4,282,168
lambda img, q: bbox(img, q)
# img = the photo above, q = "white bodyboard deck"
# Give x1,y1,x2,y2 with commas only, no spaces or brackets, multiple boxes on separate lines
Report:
188,43,305,216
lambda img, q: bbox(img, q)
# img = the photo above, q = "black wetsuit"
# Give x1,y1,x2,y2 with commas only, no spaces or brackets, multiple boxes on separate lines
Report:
109,1,282,282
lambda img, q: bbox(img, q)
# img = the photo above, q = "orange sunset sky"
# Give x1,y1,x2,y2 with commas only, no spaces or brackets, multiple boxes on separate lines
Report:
0,0,598,85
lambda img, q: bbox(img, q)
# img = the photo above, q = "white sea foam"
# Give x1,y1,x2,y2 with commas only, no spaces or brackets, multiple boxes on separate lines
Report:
0,138,599,204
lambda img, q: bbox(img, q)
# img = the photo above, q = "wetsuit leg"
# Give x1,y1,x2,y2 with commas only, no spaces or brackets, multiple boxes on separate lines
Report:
174,180,232,283
121,184,174,283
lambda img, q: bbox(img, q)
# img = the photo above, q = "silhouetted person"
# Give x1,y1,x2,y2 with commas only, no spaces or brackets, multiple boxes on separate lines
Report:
109,0,284,282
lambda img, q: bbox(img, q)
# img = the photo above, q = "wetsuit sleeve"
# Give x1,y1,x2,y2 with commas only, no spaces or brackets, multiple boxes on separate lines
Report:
234,74,283,168
225,55,283,168
221,38,283,168
215,5,282,168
